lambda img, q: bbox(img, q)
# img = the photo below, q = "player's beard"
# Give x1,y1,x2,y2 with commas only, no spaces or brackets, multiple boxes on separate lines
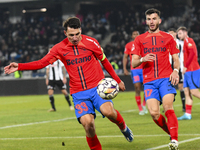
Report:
148,23,159,32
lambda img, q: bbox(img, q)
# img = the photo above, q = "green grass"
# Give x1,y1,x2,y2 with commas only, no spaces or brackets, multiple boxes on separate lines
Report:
0,91,200,150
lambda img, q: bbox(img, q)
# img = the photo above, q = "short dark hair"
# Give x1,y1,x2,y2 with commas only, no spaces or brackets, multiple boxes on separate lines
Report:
145,8,161,17
177,26,187,32
168,28,176,32
63,17,81,31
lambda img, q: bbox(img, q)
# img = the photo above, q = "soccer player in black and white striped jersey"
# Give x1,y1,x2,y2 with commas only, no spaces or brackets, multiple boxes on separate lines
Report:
168,28,186,112
46,59,74,111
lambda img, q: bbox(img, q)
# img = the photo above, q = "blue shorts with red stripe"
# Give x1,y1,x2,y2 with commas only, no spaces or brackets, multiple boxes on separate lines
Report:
144,78,176,103
72,87,113,124
183,69,200,89
130,69,143,84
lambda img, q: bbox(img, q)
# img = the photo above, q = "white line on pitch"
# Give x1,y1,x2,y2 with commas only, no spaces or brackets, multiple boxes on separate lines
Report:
145,136,200,150
0,117,76,129
0,114,101,130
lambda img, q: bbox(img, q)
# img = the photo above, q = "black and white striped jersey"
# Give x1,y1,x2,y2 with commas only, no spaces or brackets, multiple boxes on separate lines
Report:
46,60,65,81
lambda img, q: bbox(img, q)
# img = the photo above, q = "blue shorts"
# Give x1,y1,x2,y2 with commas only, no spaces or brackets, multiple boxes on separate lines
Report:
72,87,113,124
130,69,143,84
183,69,200,89
144,78,176,103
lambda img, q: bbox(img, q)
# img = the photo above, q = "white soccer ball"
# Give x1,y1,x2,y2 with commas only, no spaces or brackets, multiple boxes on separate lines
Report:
97,78,119,100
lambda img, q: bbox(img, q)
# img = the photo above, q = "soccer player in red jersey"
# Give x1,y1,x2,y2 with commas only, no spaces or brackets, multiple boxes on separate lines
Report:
177,26,200,120
123,30,148,115
4,17,133,150
131,8,180,150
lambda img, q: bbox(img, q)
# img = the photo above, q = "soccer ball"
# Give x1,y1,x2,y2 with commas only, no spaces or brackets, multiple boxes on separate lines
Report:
97,78,119,99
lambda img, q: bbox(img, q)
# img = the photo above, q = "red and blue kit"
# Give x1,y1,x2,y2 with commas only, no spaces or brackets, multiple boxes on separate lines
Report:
131,31,180,84
183,37,200,89
183,37,200,72
125,41,143,84
18,34,121,121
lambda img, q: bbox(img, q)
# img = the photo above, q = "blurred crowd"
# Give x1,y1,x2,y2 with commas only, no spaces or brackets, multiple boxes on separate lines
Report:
0,3,200,77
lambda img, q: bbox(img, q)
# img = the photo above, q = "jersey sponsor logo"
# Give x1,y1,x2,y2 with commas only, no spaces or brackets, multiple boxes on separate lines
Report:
144,47,166,54
66,56,91,65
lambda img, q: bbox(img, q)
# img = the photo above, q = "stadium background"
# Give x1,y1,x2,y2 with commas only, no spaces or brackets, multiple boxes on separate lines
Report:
0,0,199,95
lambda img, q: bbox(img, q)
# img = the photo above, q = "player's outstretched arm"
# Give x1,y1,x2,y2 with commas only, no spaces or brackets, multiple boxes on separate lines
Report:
4,62,19,74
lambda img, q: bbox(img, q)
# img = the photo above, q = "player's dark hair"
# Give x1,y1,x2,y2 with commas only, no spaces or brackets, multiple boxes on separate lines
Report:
168,28,176,32
177,26,187,32
63,17,81,31
145,8,161,17
132,30,140,34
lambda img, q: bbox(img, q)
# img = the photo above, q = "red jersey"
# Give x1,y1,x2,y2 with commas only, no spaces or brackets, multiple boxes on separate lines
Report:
18,35,105,94
131,31,180,83
124,41,142,70
183,37,200,72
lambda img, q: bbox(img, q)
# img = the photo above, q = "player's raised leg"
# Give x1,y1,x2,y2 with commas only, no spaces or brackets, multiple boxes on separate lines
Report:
100,102,134,142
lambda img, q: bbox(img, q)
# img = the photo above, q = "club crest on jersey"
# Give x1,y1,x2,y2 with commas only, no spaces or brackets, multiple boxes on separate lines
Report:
144,47,166,54
188,43,192,47
66,56,91,65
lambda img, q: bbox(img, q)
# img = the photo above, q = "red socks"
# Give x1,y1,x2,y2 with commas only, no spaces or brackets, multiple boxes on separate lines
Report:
153,110,178,141
185,104,192,114
86,134,102,150
153,114,170,135
135,96,143,111
109,110,126,130
165,110,178,141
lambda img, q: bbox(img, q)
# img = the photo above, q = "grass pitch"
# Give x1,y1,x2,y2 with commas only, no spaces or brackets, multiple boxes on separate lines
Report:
0,91,200,150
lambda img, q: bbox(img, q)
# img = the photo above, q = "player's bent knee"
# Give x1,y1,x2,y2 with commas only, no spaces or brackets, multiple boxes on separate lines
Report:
80,114,95,126
149,111,160,120
102,109,115,119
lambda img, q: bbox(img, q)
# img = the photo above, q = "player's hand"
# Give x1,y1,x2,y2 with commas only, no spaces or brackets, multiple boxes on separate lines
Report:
169,70,179,85
123,69,129,75
118,81,126,91
143,53,156,62
4,62,19,74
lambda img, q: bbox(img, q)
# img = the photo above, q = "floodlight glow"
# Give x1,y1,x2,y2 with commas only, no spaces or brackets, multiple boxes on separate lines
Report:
40,8,47,12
